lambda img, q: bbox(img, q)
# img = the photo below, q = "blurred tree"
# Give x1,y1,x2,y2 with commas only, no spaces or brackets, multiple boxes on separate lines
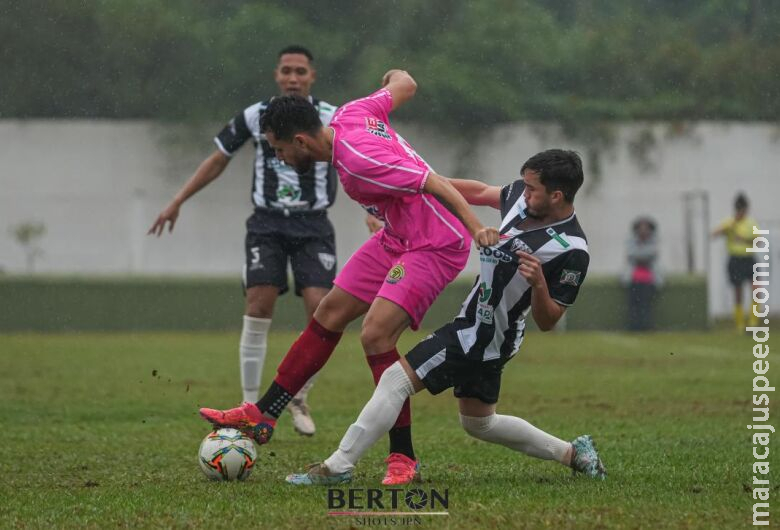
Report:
1,0,778,124
10,221,46,273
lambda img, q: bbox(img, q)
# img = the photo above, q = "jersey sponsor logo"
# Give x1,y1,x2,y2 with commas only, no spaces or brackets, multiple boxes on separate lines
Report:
480,246,516,265
560,269,582,286
278,184,301,201
546,227,570,248
510,238,532,253
365,117,392,140
476,281,495,324
386,263,405,284
478,282,492,303
318,253,336,271
477,303,494,325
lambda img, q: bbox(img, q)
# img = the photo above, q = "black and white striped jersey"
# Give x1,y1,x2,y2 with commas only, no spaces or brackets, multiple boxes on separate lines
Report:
450,179,589,361
214,97,338,210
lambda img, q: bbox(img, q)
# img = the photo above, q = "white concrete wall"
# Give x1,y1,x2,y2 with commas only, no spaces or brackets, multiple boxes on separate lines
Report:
1,120,778,318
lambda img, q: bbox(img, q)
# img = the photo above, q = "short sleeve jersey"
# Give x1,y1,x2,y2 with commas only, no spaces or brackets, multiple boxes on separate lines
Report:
214,97,338,210
329,89,469,252
450,180,590,361
717,216,759,256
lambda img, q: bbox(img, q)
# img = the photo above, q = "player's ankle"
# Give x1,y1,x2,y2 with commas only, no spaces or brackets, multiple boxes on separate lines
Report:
564,444,575,467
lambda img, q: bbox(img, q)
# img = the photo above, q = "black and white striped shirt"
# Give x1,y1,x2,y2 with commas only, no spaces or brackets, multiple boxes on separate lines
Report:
214,97,338,210
451,179,590,361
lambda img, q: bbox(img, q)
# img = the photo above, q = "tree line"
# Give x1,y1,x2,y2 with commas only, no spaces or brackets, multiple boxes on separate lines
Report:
2,0,778,126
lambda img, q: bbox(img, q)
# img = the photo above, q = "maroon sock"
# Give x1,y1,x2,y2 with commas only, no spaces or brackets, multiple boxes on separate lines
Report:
367,349,411,428
257,319,342,417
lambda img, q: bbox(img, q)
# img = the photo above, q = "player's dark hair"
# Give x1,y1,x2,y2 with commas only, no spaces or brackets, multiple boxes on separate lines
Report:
261,95,322,141
278,45,313,62
521,149,584,203
734,193,749,211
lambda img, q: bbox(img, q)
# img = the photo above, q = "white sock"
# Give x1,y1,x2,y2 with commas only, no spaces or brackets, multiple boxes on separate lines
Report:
324,362,415,473
459,414,571,464
239,315,271,403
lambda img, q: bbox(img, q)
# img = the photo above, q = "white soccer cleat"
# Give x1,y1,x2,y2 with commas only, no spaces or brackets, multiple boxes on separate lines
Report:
287,398,316,436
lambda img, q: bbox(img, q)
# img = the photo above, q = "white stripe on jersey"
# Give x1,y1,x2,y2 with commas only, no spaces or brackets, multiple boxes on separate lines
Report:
339,139,426,175
333,91,390,118
213,137,232,157
421,195,466,250
244,101,263,137
534,234,588,306
335,160,418,193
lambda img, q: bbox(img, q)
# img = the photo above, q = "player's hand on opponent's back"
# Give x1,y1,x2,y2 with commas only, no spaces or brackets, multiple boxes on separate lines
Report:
473,226,499,249
148,201,181,236
365,214,384,234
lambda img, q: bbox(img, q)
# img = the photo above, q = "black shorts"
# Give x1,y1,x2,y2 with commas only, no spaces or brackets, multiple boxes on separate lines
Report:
244,209,336,296
405,325,512,404
727,256,755,286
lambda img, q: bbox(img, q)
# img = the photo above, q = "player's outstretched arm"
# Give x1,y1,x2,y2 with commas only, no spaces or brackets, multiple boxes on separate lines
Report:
381,69,417,112
423,172,499,248
448,179,502,209
148,150,230,236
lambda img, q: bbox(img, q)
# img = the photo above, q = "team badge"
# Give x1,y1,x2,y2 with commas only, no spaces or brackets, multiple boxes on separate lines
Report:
386,264,405,284
318,253,336,271
278,184,301,201
365,117,392,140
560,269,582,286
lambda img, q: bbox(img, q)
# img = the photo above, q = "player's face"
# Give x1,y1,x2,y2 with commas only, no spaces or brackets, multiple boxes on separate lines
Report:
274,54,316,97
522,170,555,219
265,131,316,174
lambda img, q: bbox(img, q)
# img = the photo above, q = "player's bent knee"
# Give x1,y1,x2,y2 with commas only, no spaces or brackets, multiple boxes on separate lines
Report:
360,323,390,354
459,413,497,439
312,291,357,329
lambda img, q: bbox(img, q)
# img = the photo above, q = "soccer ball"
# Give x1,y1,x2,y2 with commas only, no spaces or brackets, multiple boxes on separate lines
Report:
198,428,257,481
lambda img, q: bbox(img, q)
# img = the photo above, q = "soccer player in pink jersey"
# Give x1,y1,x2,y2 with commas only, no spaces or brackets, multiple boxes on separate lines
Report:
200,69,499,484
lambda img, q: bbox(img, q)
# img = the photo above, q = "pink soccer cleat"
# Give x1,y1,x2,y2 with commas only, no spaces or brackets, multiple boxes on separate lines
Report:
199,402,276,445
381,453,421,485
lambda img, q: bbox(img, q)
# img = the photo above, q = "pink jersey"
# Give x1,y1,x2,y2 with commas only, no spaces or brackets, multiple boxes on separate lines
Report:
330,89,469,253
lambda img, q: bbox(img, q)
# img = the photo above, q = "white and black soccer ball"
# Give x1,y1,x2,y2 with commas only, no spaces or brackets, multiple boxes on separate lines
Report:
198,428,257,481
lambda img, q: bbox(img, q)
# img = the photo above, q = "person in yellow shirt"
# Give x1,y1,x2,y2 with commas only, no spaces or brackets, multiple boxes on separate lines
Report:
712,193,759,331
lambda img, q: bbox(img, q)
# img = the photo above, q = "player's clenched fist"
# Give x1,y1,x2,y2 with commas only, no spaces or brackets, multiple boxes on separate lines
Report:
516,250,545,289
473,226,499,249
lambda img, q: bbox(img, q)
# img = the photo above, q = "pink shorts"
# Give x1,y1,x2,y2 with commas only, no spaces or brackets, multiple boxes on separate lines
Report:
334,236,470,330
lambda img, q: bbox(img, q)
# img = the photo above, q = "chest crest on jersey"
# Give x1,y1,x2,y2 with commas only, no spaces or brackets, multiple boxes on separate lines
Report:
365,117,392,140
510,238,532,253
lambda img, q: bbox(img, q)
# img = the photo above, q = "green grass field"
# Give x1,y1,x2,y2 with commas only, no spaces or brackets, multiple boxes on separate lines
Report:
0,330,773,529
